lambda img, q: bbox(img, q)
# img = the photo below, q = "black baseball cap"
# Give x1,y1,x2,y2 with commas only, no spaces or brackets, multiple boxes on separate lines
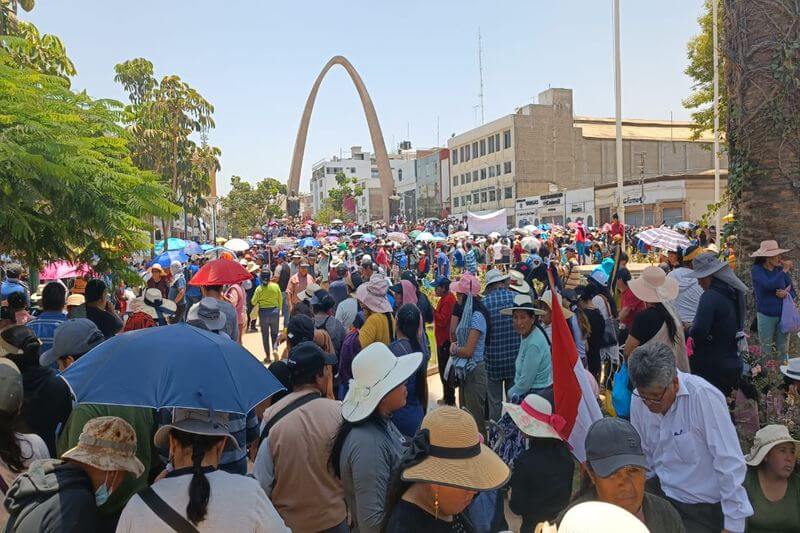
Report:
288,341,336,377
585,418,648,477
286,315,315,345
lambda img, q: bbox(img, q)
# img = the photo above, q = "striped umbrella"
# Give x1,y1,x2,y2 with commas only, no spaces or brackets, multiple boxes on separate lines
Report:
635,227,691,252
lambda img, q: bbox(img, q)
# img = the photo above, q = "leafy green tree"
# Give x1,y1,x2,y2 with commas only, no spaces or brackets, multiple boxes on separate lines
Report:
219,176,286,237
0,49,178,273
683,0,726,140
114,58,220,239
319,171,363,222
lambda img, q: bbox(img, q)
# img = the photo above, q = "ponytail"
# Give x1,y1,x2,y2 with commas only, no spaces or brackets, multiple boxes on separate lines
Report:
170,430,224,526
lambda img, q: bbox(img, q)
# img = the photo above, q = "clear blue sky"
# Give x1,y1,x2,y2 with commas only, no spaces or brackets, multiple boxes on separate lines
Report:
27,1,706,195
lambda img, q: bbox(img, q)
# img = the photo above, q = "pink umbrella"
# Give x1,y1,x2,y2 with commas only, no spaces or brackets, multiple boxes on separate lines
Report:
601,223,612,233
40,261,93,281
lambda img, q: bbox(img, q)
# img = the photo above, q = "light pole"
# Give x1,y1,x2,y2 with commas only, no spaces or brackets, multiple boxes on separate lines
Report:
613,0,625,239
712,0,721,237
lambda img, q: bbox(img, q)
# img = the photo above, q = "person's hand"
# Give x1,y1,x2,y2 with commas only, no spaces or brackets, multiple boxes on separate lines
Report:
783,260,793,272
776,289,788,299
450,343,460,356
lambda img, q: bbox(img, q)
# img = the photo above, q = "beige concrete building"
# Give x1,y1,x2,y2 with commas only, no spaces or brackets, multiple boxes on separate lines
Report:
448,88,726,224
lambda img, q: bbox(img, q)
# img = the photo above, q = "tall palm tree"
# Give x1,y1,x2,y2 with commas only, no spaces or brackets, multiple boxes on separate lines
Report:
725,0,800,273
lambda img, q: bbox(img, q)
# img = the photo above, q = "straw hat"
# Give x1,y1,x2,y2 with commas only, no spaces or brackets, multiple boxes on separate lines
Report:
780,357,800,381
750,240,791,258
61,416,145,477
508,270,531,294
66,294,85,307
128,288,177,319
628,266,678,303
557,501,649,533
401,406,510,491
745,424,800,466
342,343,422,422
355,274,392,314
246,261,261,274
502,394,564,440
298,283,322,302
537,289,574,319
500,293,545,316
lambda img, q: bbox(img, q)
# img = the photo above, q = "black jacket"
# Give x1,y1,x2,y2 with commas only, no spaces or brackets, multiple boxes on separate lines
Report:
16,363,72,457
509,439,574,526
5,459,96,533
690,278,742,375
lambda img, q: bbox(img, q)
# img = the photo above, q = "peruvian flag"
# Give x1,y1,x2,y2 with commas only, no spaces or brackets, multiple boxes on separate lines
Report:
548,272,603,462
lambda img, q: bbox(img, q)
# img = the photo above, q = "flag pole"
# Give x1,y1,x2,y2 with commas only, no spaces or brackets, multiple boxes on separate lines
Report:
613,0,625,244
712,0,721,243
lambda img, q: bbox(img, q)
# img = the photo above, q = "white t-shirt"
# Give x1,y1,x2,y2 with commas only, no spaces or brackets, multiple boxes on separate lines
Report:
0,433,49,524
492,242,503,261
116,469,289,532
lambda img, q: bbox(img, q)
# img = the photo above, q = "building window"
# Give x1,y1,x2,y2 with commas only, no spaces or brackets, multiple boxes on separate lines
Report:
488,166,495,178
480,168,487,180
452,175,458,186
479,139,486,156
488,135,495,153
473,192,480,204
350,167,356,173
454,197,459,208
466,173,471,184
465,145,471,161
495,164,501,176
504,186,513,199
503,130,511,149
452,149,458,165
495,133,500,151
481,191,487,203
398,169,403,181
460,174,465,185
504,161,512,174
460,146,465,162
472,141,478,158
472,170,478,181
489,189,496,202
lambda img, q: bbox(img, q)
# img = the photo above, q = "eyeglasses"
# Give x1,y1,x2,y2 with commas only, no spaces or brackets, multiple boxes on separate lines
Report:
632,386,669,406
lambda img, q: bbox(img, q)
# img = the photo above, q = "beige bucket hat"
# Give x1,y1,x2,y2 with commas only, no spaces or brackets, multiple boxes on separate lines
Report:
745,424,800,466
628,266,678,303
61,416,145,477
401,406,510,491
537,289,574,319
750,240,792,258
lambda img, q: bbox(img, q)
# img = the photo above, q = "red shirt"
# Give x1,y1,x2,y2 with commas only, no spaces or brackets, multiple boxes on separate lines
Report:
434,292,456,348
610,221,624,238
620,288,646,329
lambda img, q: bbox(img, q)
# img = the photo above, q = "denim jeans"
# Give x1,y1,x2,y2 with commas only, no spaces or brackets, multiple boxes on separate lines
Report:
487,377,513,422
459,362,487,434
757,312,788,362
259,307,280,362
280,291,289,327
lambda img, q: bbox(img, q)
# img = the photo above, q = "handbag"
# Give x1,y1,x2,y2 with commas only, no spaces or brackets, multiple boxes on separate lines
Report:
780,292,800,334
598,296,619,347
611,360,632,418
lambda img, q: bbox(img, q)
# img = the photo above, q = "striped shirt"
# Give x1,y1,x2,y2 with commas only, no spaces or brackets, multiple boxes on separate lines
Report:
483,288,520,381
26,311,67,354
465,249,477,273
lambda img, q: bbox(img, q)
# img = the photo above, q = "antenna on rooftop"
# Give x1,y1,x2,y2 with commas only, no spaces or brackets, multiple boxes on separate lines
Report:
478,28,485,125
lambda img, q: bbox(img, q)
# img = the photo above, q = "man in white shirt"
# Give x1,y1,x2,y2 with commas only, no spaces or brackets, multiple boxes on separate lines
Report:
667,245,704,327
629,342,752,533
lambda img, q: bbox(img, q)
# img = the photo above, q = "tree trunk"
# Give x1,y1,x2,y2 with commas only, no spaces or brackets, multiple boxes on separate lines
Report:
725,0,800,285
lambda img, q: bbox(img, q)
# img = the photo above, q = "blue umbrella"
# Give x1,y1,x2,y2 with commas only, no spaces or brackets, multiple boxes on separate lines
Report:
200,244,215,252
361,233,376,242
298,237,320,248
433,231,446,238
183,241,204,255
149,250,189,268
61,323,284,414
154,237,189,253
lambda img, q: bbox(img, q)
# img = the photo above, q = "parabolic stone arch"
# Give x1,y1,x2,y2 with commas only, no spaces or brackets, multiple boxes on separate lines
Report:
287,56,395,220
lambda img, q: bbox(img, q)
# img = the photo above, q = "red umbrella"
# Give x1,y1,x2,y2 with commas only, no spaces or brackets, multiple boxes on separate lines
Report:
189,259,250,286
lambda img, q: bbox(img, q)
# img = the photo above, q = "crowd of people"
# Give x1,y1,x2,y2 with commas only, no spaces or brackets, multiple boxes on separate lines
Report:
0,214,795,532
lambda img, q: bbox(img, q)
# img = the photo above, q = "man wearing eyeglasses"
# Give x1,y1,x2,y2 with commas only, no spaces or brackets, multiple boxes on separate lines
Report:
628,342,752,533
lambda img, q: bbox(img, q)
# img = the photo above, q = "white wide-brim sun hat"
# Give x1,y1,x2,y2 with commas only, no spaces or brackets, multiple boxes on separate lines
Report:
342,343,422,422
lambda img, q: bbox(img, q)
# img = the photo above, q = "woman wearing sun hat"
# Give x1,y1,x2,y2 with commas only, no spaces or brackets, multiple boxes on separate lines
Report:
623,266,689,373
331,343,422,533
742,424,800,532
750,239,795,363
501,294,553,403
450,273,491,434
383,406,510,531
503,394,573,532
356,273,395,348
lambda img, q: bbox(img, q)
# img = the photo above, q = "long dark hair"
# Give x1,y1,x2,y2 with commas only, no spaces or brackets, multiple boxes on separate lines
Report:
329,412,382,479
395,305,422,353
651,302,678,344
170,429,226,525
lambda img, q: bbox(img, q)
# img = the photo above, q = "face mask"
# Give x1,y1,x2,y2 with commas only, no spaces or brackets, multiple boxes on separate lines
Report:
94,471,115,507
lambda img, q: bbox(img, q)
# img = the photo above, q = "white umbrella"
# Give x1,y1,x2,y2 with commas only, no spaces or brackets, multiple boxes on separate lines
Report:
387,232,409,244
224,238,250,252
521,236,540,252
635,227,691,252
488,231,501,239
451,231,471,240
415,231,434,242
331,219,343,224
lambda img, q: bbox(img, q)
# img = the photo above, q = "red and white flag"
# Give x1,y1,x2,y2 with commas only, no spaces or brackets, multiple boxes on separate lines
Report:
548,273,603,462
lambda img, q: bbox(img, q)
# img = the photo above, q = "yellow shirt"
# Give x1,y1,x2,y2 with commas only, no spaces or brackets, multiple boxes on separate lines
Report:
251,283,283,309
358,311,393,348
